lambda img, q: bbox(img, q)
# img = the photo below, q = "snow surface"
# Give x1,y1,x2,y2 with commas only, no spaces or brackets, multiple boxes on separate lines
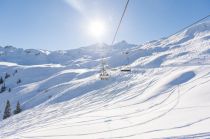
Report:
0,21,210,138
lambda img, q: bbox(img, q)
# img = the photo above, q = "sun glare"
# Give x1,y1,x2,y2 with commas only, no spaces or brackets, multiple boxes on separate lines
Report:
88,20,106,39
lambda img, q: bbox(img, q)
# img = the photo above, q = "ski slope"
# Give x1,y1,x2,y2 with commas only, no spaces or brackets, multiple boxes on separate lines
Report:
0,21,210,138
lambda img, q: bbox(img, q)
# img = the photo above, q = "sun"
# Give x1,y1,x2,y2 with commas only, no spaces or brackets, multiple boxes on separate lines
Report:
88,20,106,39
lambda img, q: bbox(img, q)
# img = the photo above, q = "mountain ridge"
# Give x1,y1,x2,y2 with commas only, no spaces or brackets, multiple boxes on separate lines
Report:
0,20,210,139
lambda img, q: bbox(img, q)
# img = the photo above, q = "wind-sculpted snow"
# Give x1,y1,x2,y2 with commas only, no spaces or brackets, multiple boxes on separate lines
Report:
167,71,195,86
144,54,169,68
0,21,210,139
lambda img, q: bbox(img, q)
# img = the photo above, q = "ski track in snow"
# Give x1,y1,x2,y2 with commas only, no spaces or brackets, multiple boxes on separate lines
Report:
0,21,210,139
2,66,210,139
2,67,210,139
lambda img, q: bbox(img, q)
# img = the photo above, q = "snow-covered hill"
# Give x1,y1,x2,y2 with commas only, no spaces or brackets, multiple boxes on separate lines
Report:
0,41,137,66
0,21,210,139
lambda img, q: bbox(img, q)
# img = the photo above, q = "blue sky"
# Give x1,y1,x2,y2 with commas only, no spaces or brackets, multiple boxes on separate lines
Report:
0,0,210,50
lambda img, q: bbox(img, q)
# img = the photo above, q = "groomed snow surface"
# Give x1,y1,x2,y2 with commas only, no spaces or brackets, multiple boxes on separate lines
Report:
0,21,210,138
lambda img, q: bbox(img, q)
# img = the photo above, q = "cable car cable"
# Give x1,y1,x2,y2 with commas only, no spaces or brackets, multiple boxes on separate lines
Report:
167,14,210,38
111,0,130,46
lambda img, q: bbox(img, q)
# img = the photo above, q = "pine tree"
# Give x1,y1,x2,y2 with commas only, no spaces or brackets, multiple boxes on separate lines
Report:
0,83,6,93
17,79,21,84
14,101,22,114
13,69,18,76
0,77,3,84
5,73,10,79
3,100,11,119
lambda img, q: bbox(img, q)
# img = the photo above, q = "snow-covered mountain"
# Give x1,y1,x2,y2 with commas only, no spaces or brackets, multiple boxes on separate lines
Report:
0,41,137,66
0,21,210,139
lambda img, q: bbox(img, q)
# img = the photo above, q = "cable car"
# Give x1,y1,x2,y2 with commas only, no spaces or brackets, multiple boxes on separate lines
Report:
99,68,110,80
121,66,131,72
99,58,110,80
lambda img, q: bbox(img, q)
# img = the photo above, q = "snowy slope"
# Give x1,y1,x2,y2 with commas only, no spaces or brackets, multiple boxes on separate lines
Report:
0,21,210,139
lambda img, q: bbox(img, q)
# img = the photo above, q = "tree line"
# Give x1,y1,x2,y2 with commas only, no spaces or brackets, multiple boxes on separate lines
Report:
0,70,22,93
3,100,22,120
0,70,23,120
